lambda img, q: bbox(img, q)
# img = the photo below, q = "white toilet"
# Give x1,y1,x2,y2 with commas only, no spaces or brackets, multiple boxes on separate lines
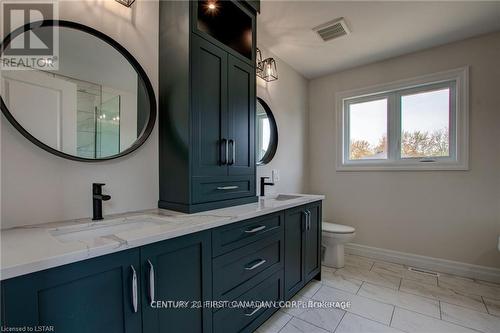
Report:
322,222,356,268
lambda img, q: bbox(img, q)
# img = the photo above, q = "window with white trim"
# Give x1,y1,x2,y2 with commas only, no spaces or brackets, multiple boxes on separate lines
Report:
336,67,468,171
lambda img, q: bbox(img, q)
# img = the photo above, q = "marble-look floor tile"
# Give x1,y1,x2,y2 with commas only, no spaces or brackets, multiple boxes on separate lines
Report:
297,280,322,298
484,297,500,317
438,274,500,299
358,282,440,318
256,310,292,333
295,306,345,331
371,261,437,286
391,307,479,333
336,313,404,333
321,267,363,294
336,265,401,290
279,317,330,333
344,254,375,271
441,302,500,333
312,285,394,325
400,278,487,312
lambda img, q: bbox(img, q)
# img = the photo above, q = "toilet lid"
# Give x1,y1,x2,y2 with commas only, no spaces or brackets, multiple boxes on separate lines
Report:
323,222,355,234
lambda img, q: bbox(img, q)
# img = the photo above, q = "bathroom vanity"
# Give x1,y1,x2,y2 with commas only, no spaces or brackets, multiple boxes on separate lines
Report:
0,195,323,333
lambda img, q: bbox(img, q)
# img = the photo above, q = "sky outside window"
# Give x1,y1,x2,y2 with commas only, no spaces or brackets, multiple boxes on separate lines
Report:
349,98,387,160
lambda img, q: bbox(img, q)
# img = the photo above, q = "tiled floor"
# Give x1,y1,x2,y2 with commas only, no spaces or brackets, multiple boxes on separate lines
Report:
256,254,500,333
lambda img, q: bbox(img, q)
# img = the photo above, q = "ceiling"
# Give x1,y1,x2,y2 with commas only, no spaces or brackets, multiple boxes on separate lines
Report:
257,1,500,79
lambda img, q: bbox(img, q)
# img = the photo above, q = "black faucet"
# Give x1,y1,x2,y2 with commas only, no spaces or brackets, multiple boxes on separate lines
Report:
92,183,111,221
260,177,275,197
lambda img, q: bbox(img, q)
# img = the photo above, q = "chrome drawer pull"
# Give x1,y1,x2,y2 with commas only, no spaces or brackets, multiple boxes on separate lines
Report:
147,259,155,303
244,225,266,234
130,265,138,313
244,259,267,271
244,306,262,317
216,186,239,190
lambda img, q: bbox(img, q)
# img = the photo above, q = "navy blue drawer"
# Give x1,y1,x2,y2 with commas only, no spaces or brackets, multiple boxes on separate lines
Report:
213,232,283,300
213,270,283,333
192,176,255,204
212,212,284,257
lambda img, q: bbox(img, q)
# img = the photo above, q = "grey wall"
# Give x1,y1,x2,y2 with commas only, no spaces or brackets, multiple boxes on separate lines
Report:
256,47,309,196
308,31,500,268
1,0,159,228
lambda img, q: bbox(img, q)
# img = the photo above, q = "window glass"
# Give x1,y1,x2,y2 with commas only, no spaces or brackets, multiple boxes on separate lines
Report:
348,98,388,160
401,88,450,158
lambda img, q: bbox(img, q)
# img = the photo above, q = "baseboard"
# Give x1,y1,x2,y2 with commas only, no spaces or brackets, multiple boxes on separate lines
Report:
345,243,500,283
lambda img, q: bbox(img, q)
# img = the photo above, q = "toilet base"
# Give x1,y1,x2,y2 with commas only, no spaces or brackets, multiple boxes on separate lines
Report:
322,244,345,269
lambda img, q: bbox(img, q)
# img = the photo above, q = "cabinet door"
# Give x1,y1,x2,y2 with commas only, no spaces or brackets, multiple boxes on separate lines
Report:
305,202,322,281
1,249,142,333
192,34,228,177
284,205,307,300
227,54,255,176
141,231,212,333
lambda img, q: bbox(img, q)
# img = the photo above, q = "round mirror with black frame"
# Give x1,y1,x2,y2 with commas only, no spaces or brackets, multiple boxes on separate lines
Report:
0,20,156,162
256,97,278,165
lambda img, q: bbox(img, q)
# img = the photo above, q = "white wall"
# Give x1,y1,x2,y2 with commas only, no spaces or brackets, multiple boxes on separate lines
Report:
256,47,309,196
309,31,500,268
1,0,159,228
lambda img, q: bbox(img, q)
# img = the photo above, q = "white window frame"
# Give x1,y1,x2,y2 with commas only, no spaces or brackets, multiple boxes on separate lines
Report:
336,67,469,171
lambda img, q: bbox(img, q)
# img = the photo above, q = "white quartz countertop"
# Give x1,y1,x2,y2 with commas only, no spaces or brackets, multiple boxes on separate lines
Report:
0,194,324,280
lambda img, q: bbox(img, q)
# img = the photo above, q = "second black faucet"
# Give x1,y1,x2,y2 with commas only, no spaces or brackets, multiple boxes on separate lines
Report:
92,183,111,221
260,177,275,197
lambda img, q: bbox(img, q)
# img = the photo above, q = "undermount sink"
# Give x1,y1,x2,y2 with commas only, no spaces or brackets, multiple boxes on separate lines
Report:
49,215,169,243
271,194,303,201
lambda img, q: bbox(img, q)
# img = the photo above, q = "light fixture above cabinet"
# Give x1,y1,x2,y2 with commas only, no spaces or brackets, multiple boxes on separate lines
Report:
256,48,278,82
260,57,278,82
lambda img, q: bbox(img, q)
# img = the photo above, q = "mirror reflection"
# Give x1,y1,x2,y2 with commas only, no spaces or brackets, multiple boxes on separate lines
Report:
256,97,278,165
1,25,153,160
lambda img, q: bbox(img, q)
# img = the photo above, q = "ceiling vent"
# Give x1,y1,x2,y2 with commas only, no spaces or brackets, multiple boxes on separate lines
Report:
313,18,350,42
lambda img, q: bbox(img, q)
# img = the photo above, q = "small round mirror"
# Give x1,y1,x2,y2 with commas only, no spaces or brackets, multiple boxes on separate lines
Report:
0,20,156,161
256,97,278,165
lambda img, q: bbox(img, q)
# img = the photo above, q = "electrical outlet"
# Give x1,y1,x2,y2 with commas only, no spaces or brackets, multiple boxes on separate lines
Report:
272,169,280,183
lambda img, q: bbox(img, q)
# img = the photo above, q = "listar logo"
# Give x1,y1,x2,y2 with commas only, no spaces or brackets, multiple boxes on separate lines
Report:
0,0,59,70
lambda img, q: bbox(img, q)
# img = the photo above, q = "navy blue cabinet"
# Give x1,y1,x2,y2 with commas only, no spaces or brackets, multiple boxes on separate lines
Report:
284,202,322,300
284,206,307,299
158,0,258,213
191,34,228,179
305,201,322,282
227,55,256,176
141,232,212,333
1,249,142,333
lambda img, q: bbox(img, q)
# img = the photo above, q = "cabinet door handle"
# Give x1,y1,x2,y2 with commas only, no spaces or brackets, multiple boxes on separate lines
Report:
244,225,266,233
302,210,308,232
130,265,138,313
216,186,239,190
228,139,235,165
305,210,309,231
307,210,311,231
244,306,262,317
147,259,155,303
244,259,267,270
220,139,228,165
